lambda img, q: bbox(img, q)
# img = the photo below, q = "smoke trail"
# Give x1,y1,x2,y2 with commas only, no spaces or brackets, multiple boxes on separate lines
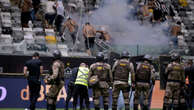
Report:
84,0,171,46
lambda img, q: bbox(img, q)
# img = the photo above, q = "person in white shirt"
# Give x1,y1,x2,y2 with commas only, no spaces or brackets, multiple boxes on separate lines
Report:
54,0,65,35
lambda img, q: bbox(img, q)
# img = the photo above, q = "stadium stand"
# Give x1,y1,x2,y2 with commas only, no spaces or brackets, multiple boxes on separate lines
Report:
0,0,194,57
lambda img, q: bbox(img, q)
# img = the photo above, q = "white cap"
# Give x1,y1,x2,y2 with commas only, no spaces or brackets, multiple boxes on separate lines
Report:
66,15,71,19
101,26,106,31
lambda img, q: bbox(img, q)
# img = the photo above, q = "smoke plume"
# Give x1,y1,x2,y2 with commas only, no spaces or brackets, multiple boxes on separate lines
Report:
85,0,171,46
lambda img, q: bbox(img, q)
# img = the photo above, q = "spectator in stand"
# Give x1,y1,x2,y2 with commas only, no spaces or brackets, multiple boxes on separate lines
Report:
170,21,181,46
137,2,153,24
96,26,111,43
31,0,41,21
54,1,65,35
19,0,33,27
32,0,40,14
44,0,57,28
82,22,96,56
62,17,78,44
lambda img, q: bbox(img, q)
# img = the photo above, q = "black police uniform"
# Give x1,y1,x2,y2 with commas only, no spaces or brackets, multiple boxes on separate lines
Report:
25,59,42,110
65,67,78,110
185,65,194,110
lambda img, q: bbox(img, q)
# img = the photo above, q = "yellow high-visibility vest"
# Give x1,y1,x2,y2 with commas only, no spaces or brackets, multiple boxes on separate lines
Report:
75,67,89,87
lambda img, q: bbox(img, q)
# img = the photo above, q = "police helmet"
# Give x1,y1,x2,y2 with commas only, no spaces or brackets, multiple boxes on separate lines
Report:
120,51,130,58
96,52,104,62
144,54,152,60
143,54,152,63
171,53,180,62
53,50,61,59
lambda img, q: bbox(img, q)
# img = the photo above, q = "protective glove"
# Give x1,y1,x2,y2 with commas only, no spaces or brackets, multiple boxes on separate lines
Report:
131,83,135,91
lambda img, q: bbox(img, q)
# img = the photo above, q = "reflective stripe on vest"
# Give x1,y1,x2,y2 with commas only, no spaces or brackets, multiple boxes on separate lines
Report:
75,67,89,87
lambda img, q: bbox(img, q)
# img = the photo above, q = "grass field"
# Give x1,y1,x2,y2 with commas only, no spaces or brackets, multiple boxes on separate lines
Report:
0,108,166,110
0,108,161,110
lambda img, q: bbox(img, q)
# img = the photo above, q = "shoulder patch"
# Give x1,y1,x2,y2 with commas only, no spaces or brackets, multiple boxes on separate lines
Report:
120,63,126,66
97,66,103,70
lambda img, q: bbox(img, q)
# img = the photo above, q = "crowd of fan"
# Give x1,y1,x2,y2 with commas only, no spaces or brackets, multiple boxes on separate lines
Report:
0,0,194,56
133,0,194,54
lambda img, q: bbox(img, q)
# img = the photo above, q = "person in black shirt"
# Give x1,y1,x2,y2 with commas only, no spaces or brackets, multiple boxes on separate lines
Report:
65,67,78,110
185,60,194,110
24,52,43,110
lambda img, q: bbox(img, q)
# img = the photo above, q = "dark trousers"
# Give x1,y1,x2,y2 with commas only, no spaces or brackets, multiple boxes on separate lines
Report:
73,84,90,110
188,83,194,110
45,13,57,25
55,15,64,34
28,80,41,110
65,83,75,110
21,11,32,27
70,33,76,44
84,37,95,49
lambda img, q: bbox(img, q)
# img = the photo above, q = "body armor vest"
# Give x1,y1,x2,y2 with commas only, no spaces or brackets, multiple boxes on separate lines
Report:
114,60,130,82
136,63,151,83
168,63,183,82
93,63,109,81
49,60,64,84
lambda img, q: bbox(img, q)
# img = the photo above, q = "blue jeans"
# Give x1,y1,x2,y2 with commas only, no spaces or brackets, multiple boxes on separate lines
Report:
117,90,134,110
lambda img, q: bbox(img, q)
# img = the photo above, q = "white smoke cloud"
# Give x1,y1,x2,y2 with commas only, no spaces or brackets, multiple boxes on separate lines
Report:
84,0,171,46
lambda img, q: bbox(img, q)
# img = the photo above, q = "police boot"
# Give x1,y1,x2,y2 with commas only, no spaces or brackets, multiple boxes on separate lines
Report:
112,107,117,110
104,105,109,110
86,106,90,110
29,105,35,110
134,104,138,110
53,104,56,110
86,103,90,110
47,104,54,110
163,105,171,110
65,101,69,110
179,104,187,110
173,107,178,110
73,105,76,110
80,105,83,110
95,107,100,110
162,106,167,110
125,105,130,110
142,105,148,110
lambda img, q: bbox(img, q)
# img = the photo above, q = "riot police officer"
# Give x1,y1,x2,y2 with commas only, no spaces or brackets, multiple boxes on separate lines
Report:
133,55,155,110
162,54,185,110
112,51,135,110
65,66,78,110
44,50,65,110
88,52,113,110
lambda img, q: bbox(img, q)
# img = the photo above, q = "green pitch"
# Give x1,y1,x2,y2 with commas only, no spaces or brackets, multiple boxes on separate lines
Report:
0,108,162,110
0,108,194,110
0,108,161,110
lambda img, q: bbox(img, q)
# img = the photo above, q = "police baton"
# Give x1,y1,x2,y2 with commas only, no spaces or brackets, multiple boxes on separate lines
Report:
129,90,133,102
129,87,134,102
148,84,154,97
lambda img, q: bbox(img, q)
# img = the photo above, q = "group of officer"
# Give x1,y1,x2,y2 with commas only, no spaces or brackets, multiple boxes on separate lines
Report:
24,50,194,110
64,51,156,110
